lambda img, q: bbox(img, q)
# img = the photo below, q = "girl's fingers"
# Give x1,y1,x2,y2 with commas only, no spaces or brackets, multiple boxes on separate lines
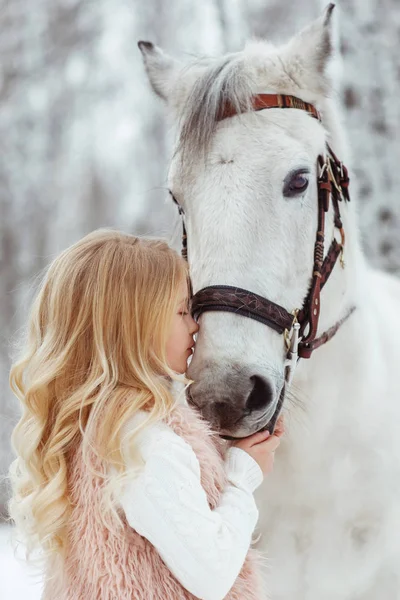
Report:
261,435,281,452
233,419,285,450
233,428,270,449
246,429,271,445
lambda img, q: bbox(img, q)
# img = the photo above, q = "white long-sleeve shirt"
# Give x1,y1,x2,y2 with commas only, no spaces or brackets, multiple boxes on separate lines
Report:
117,412,263,600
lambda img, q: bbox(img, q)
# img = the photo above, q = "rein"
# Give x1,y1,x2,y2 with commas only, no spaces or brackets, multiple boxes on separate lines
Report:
174,94,355,385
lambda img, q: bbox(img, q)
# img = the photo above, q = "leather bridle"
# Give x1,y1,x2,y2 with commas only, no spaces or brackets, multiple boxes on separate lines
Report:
172,94,355,384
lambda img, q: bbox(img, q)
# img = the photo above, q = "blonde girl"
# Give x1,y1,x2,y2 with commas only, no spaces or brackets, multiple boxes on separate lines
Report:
8,229,283,600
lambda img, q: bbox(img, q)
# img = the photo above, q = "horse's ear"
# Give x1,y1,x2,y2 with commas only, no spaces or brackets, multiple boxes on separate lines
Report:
138,41,180,101
283,3,336,83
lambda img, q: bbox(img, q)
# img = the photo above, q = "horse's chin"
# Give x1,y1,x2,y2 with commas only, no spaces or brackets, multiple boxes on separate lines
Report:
220,384,285,441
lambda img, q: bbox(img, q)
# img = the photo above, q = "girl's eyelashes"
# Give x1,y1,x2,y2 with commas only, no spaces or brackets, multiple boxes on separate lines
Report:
178,299,191,316
178,302,191,316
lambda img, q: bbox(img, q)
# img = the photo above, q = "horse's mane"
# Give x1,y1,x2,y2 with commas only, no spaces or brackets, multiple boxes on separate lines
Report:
178,53,254,160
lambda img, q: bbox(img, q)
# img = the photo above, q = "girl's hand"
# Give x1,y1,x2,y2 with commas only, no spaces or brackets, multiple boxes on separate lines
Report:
232,416,285,476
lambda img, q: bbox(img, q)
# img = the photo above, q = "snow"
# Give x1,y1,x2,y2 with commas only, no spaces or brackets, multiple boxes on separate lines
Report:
0,525,43,600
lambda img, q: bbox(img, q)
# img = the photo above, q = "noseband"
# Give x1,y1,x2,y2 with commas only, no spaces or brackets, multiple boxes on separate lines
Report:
174,94,355,384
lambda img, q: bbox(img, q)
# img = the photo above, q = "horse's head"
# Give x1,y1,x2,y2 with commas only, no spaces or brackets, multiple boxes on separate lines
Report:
139,5,356,437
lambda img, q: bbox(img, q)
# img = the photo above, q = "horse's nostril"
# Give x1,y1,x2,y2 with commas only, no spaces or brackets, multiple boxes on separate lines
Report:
246,375,274,413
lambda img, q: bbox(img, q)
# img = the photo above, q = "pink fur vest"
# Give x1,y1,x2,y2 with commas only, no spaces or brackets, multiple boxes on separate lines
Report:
42,404,264,599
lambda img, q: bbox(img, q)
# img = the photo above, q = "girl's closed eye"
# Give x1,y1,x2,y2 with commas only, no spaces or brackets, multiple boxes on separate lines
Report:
178,302,190,316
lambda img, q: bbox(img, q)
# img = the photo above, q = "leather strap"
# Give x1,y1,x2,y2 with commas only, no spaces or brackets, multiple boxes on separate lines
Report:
218,93,321,122
191,285,294,334
298,306,356,358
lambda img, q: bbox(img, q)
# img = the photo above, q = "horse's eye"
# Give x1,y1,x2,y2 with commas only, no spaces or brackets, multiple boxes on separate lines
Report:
283,171,309,198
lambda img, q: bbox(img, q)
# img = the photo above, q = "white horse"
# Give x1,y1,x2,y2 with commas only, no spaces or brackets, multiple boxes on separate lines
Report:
139,5,400,599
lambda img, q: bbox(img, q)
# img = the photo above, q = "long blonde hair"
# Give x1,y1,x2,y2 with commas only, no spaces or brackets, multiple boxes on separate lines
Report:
8,229,189,563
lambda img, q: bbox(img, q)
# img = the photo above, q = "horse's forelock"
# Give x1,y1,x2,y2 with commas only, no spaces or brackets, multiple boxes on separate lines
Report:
177,54,254,162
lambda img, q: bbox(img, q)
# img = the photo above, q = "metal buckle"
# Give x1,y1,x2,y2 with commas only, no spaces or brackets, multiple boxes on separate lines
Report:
319,161,328,180
327,159,345,201
284,310,301,387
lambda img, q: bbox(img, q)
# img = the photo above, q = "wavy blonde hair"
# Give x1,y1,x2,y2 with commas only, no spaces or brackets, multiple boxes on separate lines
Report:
8,229,189,564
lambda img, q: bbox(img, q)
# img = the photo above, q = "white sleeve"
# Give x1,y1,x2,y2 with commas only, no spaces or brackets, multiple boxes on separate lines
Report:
119,421,263,600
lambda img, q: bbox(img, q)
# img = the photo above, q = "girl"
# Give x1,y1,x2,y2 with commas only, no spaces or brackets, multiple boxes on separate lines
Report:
8,229,283,600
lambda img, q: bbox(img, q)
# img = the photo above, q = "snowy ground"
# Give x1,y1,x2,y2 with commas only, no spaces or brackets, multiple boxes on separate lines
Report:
0,525,43,599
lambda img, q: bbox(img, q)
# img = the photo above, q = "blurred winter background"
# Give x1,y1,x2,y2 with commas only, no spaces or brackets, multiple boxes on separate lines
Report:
0,0,399,597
